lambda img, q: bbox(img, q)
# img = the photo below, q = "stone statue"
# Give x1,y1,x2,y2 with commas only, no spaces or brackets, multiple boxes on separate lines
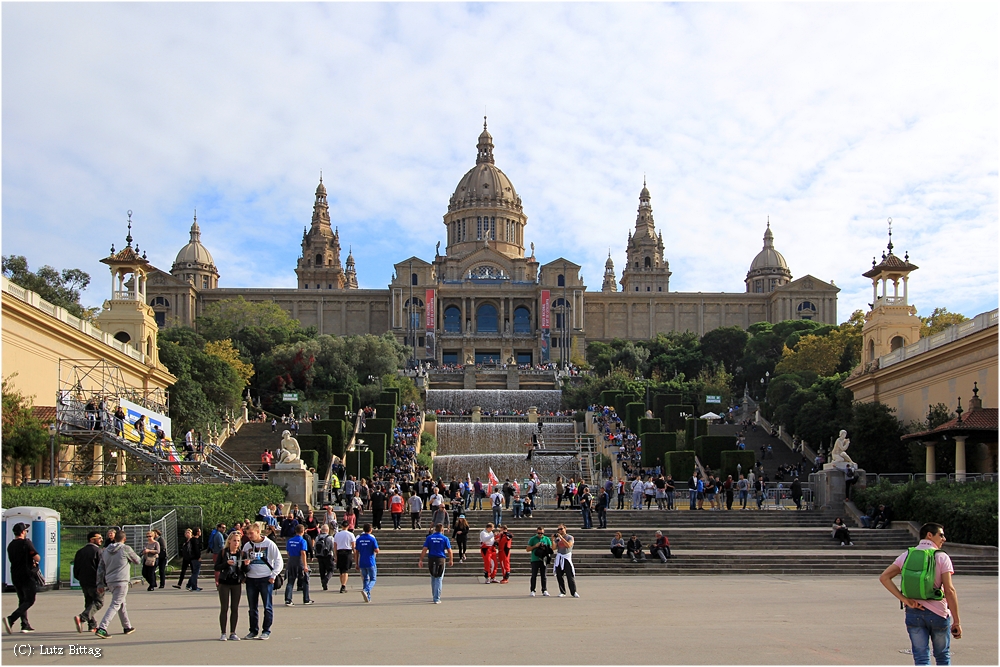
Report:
830,430,854,465
530,242,535,256
465,352,475,365
435,241,440,256
276,430,303,467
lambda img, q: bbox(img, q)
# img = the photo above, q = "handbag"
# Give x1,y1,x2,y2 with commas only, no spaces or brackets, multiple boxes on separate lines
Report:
31,566,46,589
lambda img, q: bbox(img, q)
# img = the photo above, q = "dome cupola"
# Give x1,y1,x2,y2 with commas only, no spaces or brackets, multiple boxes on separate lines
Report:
745,220,792,293
171,211,219,290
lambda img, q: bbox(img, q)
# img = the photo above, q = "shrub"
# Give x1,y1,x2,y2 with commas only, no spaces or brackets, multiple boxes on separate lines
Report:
574,410,586,422
638,418,662,435
361,432,387,467
625,402,645,434
641,432,677,467
853,480,998,546
615,393,639,420
720,450,757,482
424,412,437,422
312,419,349,458
600,390,623,408
0,483,286,532
379,390,400,407
345,449,373,480
365,418,395,440
662,404,695,432
331,393,353,412
685,418,708,444
299,449,319,471
652,393,682,418
328,405,348,420
297,433,332,475
694,435,737,470
420,432,438,454
664,450,695,480
416,452,433,472
374,404,397,426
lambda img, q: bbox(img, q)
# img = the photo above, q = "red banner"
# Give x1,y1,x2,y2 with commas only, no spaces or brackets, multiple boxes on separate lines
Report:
540,290,550,329
425,289,435,330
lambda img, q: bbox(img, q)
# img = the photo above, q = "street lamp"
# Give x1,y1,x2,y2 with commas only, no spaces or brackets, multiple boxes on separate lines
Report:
48,423,57,483
354,440,369,481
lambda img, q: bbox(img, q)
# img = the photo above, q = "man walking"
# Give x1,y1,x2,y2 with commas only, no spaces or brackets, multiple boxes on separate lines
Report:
879,522,962,665
333,520,356,593
553,525,578,598
596,487,609,529
240,523,283,640
73,531,105,633
688,473,698,510
490,487,505,527
314,524,335,590
93,529,141,639
283,525,313,606
525,526,553,597
408,492,423,529
737,474,749,510
343,476,356,510
418,524,453,604
354,524,379,602
4,522,40,634
580,486,593,529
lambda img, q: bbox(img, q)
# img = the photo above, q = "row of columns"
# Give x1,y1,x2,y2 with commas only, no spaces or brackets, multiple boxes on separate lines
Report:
923,436,968,483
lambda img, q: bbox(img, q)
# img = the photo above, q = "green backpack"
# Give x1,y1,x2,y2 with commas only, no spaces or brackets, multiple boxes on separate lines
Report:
900,548,944,601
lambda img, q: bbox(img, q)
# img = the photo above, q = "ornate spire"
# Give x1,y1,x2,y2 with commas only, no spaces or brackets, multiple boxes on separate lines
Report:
189,210,201,243
476,116,495,165
125,210,134,248
763,219,774,246
634,181,655,238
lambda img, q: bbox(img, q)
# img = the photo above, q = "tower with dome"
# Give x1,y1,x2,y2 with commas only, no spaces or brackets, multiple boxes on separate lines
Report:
143,119,839,365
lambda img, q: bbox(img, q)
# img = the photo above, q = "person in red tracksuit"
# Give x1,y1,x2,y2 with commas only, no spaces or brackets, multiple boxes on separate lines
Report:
479,523,498,583
496,525,513,583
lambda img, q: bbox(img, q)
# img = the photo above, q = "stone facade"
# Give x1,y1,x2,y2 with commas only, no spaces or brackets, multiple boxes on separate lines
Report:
145,121,839,364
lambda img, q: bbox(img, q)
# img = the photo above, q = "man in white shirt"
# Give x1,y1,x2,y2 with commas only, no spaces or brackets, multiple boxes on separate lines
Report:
332,521,356,594
479,523,498,583
429,490,444,512
407,493,424,530
631,477,644,510
489,489,504,526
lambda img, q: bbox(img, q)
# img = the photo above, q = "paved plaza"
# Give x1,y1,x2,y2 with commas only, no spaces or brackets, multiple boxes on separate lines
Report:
1,575,996,665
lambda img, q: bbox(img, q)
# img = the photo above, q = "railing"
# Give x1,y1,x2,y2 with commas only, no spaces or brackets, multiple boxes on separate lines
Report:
875,296,907,306
205,443,260,482
879,307,998,369
865,472,999,485
112,290,137,301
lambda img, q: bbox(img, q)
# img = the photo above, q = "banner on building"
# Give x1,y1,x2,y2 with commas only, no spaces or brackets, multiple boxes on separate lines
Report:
540,290,551,363
425,288,436,360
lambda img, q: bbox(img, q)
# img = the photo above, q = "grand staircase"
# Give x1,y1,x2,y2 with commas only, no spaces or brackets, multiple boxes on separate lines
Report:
269,507,998,577
221,422,284,473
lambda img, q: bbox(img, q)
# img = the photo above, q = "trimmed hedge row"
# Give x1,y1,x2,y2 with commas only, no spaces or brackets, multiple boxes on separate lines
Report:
685,418,708,445
615,393,640,420
694,435,738,470
297,433,332,474
299,449,319,471
361,432,388,467
625,402,645,434
600,390,623,408
312,419,349,458
0,484,286,531
664,450,695,480
331,393,353,412
346,449,373,480
853,480,998,546
638,418,662,435
720,451,757,482
662,404,695,432
641,432,677,467
652,393,682,420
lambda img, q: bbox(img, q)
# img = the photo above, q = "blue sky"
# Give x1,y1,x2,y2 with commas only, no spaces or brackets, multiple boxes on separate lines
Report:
2,3,997,322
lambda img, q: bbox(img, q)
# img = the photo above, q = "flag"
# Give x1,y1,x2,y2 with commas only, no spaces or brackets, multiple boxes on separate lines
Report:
488,467,499,493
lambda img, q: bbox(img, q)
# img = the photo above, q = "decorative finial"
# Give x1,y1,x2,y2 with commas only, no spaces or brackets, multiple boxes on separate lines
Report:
193,208,197,223
955,397,963,423
125,210,133,247
319,170,323,184
110,243,115,254
905,251,909,261
872,257,876,268
767,216,770,228
887,217,894,253
142,251,147,260
484,115,487,131
973,381,979,398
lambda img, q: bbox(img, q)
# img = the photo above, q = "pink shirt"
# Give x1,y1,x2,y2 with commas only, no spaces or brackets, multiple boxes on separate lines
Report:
892,540,955,618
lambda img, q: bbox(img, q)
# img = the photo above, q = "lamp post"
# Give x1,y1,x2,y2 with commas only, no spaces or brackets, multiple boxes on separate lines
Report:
49,423,57,483
354,440,369,481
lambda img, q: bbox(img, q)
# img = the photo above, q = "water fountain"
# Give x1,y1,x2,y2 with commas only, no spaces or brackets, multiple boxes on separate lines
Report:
433,453,579,485
426,389,562,413
436,422,575,455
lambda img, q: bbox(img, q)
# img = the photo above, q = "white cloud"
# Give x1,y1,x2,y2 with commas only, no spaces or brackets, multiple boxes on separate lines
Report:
2,2,996,322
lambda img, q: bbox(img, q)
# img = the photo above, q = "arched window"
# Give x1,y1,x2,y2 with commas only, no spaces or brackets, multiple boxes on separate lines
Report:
557,274,565,287
114,331,131,344
316,254,324,267
411,273,418,286
644,256,651,268
443,306,461,333
513,306,531,334
404,297,424,308
797,301,817,320
150,296,170,308
476,304,499,333
146,337,152,357
890,335,905,351
552,298,570,330
868,339,876,362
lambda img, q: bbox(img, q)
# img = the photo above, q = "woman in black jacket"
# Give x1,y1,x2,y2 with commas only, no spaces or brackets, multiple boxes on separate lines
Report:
213,533,243,641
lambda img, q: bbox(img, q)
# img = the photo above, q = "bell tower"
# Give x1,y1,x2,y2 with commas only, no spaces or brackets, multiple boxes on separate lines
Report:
602,251,617,292
296,175,347,289
95,211,161,366
860,219,921,364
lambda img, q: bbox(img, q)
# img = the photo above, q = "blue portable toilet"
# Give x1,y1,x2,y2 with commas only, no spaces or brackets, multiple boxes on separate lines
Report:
2,507,61,591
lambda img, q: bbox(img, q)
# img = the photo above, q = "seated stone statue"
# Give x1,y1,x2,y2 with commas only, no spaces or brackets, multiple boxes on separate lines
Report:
276,430,303,467
830,430,855,465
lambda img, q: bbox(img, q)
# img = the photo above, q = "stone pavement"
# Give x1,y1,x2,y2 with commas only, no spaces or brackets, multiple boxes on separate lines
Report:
1,575,996,664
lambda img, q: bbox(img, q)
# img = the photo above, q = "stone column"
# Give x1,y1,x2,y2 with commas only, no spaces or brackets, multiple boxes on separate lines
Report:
954,435,967,482
924,440,936,483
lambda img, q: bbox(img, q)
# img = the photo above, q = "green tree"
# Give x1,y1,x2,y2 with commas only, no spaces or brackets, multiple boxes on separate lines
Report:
158,327,244,433
2,376,50,483
700,326,749,375
919,308,968,337
849,401,910,473
2,255,97,320
644,331,703,380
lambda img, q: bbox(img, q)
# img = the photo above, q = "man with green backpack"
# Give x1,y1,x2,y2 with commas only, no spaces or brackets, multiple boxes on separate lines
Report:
879,522,962,665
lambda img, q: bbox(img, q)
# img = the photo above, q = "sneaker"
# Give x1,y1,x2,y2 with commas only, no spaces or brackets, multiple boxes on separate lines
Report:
21,626,35,633
340,585,346,593
489,578,498,584
558,593,566,598
228,634,240,641
258,632,270,640
529,591,535,597
483,575,490,583
433,600,441,604
147,585,155,591
285,601,294,606
172,584,181,589
74,615,84,633
572,593,580,598
3,618,11,634
849,542,855,546
303,600,314,605
219,634,228,641
361,590,370,603
500,579,509,584
191,587,203,592
95,629,110,639
542,591,550,597
122,627,136,635
841,541,845,546
244,632,258,640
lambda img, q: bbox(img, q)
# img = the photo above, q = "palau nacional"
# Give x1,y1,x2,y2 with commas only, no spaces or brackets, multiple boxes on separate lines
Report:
145,120,840,363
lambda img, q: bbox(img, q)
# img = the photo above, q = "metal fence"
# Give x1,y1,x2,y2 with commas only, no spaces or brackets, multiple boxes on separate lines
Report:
864,472,999,485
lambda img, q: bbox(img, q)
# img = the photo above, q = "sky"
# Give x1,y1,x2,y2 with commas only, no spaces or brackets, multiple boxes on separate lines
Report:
3,3,997,323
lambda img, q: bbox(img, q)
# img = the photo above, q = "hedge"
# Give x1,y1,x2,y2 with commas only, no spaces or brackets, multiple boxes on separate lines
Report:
638,417,662,435
375,404,398,425
0,483,286,533
345,449,374,480
685,418,708,445
365,418,395,443
641,432,677,467
360,432,388,467
694,435,737,470
652,393,682,419
299,449,319,471
600,390,623,408
853,480,998,546
312,419,349,458
625,402,646,434
664,450,696,480
720,450,757,482
424,413,437,422
380,390,400,407
662,404,695,432
328,405,348,421
615,393,640,421
331,393,353,412
297,434,332,474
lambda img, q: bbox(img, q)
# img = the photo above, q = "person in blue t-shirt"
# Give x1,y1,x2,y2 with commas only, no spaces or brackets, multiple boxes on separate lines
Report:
284,525,313,605
353,524,379,603
418,523,454,604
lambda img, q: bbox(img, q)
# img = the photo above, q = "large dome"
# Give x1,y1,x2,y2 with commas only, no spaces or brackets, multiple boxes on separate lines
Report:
447,121,522,214
173,216,215,268
749,223,788,272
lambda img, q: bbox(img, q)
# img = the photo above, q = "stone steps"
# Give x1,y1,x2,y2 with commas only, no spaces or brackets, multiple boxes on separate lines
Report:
222,422,283,471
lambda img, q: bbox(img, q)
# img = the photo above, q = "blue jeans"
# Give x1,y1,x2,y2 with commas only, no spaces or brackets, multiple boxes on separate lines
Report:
905,607,951,665
187,561,201,589
666,491,674,510
360,565,377,596
581,508,592,529
492,508,502,526
427,557,446,602
245,577,274,635
689,490,697,510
